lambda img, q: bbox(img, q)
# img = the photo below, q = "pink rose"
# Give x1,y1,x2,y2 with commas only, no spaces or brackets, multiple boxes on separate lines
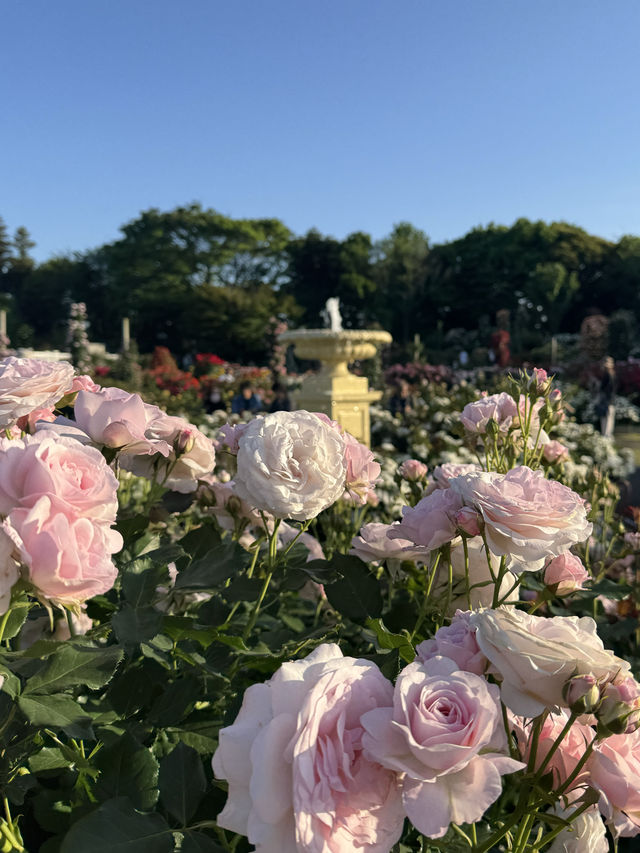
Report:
544,552,590,594
121,410,215,493
450,467,592,571
531,367,550,392
349,522,425,564
4,496,122,605
0,432,119,524
416,610,487,675
73,387,171,455
460,392,518,435
218,421,251,454
16,407,57,433
543,440,570,464
213,644,404,853
361,656,523,838
387,488,463,552
343,433,381,505
424,462,481,495
589,730,640,837
0,357,75,428
68,375,101,394
431,538,518,612
398,459,428,482
514,710,594,789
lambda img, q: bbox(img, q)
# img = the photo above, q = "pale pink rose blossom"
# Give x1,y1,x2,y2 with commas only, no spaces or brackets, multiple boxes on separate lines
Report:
73,387,172,456
416,610,487,675
349,522,425,564
518,395,545,430
213,644,404,853
398,459,428,482
589,729,640,837
387,488,464,552
460,392,518,435
68,375,101,394
544,552,590,594
343,433,381,505
120,409,215,493
454,505,482,536
514,710,594,789
0,432,119,523
16,407,57,433
234,411,347,521
470,608,631,718
450,467,592,571
424,462,481,495
543,440,570,464
4,496,122,605
531,367,550,392
361,656,523,838
218,421,252,454
0,357,75,428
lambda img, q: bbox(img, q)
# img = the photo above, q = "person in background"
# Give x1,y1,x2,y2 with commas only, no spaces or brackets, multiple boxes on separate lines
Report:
389,380,414,417
269,382,291,413
231,381,263,415
597,356,616,439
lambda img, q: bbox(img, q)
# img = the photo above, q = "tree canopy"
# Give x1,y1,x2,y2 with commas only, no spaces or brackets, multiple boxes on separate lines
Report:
1,206,638,362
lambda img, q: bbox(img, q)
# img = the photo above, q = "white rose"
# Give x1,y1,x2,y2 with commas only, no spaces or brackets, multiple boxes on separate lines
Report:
233,411,347,520
547,805,608,853
349,522,425,564
0,357,75,428
471,607,630,718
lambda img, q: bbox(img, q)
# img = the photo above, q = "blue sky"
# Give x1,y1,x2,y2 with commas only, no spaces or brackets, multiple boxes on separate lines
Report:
2,0,640,261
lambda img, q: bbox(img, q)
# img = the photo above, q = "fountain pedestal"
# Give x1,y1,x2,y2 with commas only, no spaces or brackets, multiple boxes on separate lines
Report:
278,329,391,446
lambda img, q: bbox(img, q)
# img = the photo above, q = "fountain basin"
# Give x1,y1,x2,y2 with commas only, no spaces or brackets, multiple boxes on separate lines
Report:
278,328,391,445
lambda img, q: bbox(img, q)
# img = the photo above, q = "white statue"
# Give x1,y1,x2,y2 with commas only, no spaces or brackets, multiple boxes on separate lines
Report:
323,297,343,332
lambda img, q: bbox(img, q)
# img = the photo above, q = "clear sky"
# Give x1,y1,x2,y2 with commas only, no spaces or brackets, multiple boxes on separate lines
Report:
2,0,640,261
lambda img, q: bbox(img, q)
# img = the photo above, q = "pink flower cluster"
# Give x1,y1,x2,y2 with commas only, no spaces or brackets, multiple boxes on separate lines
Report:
0,431,122,607
48,387,216,493
389,465,592,573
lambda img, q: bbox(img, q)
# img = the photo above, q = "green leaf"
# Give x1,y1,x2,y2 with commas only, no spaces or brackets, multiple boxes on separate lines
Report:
149,675,201,727
18,693,93,738
159,742,206,825
1,598,31,640
29,747,68,773
324,557,383,622
60,797,174,853
163,616,218,648
365,618,415,663
302,558,342,584
107,660,166,717
24,644,123,694
112,605,164,646
179,522,222,560
94,734,159,810
123,565,169,609
175,541,250,591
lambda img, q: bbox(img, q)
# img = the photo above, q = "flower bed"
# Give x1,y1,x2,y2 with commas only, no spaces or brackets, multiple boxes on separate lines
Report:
0,359,637,851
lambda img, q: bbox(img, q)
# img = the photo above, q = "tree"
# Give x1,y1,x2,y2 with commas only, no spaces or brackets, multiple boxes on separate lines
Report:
373,223,430,345
527,262,580,334
285,229,376,328
12,226,35,268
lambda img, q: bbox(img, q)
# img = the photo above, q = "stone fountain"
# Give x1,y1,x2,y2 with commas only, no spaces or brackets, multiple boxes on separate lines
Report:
278,299,391,446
